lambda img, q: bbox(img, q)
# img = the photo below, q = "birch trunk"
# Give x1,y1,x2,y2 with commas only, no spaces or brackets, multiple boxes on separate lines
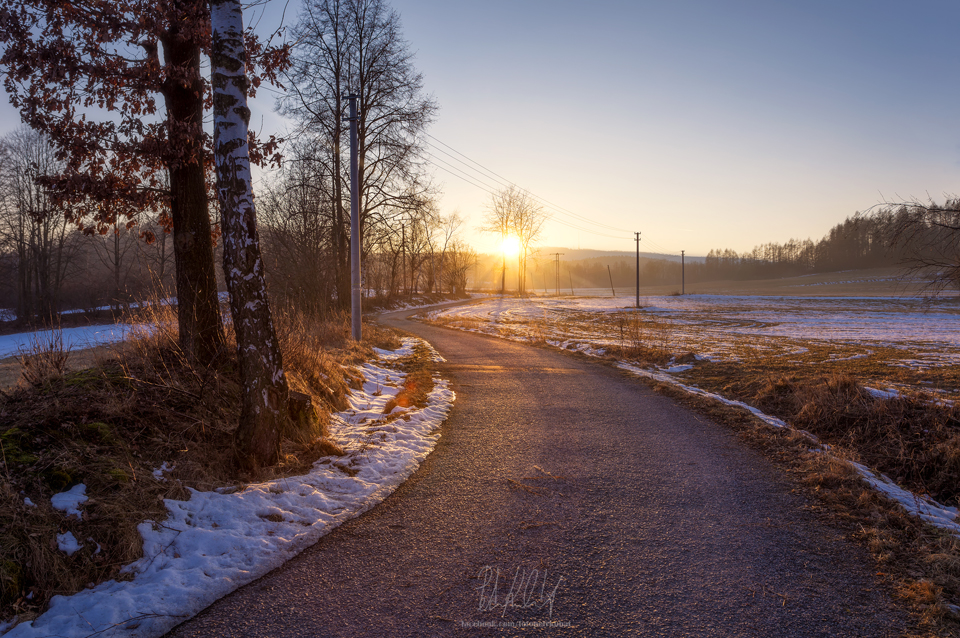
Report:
210,0,289,469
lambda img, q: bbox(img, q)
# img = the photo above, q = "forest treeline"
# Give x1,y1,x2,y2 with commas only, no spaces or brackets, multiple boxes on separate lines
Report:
554,205,958,291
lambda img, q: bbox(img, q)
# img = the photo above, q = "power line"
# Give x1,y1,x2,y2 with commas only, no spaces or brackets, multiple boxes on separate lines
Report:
421,153,629,240
423,133,684,250
424,134,631,234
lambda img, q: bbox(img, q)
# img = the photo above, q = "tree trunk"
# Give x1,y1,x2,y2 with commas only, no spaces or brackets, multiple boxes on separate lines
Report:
163,2,226,366
210,0,289,470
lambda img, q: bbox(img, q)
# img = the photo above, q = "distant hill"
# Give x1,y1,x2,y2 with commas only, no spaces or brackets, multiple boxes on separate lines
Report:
529,247,705,263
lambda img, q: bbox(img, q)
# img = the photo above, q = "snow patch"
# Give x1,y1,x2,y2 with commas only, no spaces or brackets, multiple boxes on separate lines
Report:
863,386,900,400
152,463,174,482
56,532,82,557
50,484,88,520
3,338,454,638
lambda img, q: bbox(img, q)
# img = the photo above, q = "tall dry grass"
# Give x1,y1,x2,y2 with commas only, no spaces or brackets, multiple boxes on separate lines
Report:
615,311,674,366
16,324,69,388
754,373,960,505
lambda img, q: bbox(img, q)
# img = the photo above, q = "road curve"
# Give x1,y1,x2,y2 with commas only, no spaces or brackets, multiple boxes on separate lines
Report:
167,306,911,637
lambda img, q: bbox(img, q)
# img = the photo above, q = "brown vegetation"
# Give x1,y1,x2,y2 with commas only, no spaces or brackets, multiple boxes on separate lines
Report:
0,304,401,624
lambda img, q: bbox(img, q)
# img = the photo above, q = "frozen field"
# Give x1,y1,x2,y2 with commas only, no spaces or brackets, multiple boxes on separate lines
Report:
426,294,960,396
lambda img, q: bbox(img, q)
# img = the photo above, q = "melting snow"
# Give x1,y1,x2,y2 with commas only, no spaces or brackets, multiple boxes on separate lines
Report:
3,338,455,638
152,463,174,482
56,532,82,557
50,484,88,520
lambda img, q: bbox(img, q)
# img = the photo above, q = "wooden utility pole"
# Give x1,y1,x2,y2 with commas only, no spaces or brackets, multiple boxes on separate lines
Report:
550,252,563,296
347,94,361,341
681,250,685,295
634,231,641,308
607,265,616,297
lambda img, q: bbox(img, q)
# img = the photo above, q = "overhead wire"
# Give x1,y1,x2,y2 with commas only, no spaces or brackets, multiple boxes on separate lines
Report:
424,134,632,234
421,150,628,240
422,132,682,251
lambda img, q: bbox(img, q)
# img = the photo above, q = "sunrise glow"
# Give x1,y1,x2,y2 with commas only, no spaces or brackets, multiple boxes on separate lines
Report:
500,235,521,258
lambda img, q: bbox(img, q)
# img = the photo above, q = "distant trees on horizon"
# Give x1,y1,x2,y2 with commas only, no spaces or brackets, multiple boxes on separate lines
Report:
539,205,957,293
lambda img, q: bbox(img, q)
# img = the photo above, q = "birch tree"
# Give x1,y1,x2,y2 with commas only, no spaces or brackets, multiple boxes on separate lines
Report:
0,0,287,364
210,0,290,468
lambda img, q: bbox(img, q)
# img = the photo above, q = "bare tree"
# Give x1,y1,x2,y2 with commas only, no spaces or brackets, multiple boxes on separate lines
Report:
280,0,437,308
443,238,476,295
0,128,81,322
432,211,464,293
481,186,547,295
260,140,339,314
884,199,960,296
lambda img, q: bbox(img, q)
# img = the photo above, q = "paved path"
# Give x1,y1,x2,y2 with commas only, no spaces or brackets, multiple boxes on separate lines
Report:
168,307,911,637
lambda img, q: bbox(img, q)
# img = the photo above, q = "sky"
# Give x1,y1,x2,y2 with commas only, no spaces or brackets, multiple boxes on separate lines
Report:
3,0,960,257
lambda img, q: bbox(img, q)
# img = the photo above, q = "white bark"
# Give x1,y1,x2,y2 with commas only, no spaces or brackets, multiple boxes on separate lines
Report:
210,0,289,468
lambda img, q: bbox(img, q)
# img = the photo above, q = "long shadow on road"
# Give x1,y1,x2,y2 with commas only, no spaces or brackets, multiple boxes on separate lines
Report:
168,307,912,637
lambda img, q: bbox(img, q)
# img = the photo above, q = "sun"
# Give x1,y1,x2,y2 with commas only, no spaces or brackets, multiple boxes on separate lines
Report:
500,235,521,258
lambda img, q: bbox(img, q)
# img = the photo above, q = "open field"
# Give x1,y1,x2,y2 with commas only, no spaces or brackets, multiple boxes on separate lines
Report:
429,293,960,404
520,265,945,298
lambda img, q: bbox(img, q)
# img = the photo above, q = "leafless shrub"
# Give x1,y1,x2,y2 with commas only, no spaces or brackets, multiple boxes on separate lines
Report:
17,325,68,387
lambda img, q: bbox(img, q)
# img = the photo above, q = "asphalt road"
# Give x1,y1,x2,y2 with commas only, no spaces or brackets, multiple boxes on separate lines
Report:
167,306,911,637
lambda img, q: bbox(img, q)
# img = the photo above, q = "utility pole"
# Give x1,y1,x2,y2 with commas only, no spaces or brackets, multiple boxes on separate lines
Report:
681,250,685,295
501,241,506,295
634,231,641,309
550,253,563,296
607,265,616,297
347,94,361,341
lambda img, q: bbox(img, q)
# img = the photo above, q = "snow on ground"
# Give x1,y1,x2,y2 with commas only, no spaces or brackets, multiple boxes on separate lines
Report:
50,484,88,520
431,294,960,347
2,337,455,638
0,324,132,360
426,295,960,539
56,533,82,558
373,292,491,313
428,294,960,371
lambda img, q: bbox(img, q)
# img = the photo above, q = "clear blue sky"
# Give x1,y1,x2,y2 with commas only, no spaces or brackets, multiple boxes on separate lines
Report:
4,0,959,257
377,0,960,256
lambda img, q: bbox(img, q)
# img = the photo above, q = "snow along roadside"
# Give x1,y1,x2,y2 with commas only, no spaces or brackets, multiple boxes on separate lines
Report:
1,337,455,638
